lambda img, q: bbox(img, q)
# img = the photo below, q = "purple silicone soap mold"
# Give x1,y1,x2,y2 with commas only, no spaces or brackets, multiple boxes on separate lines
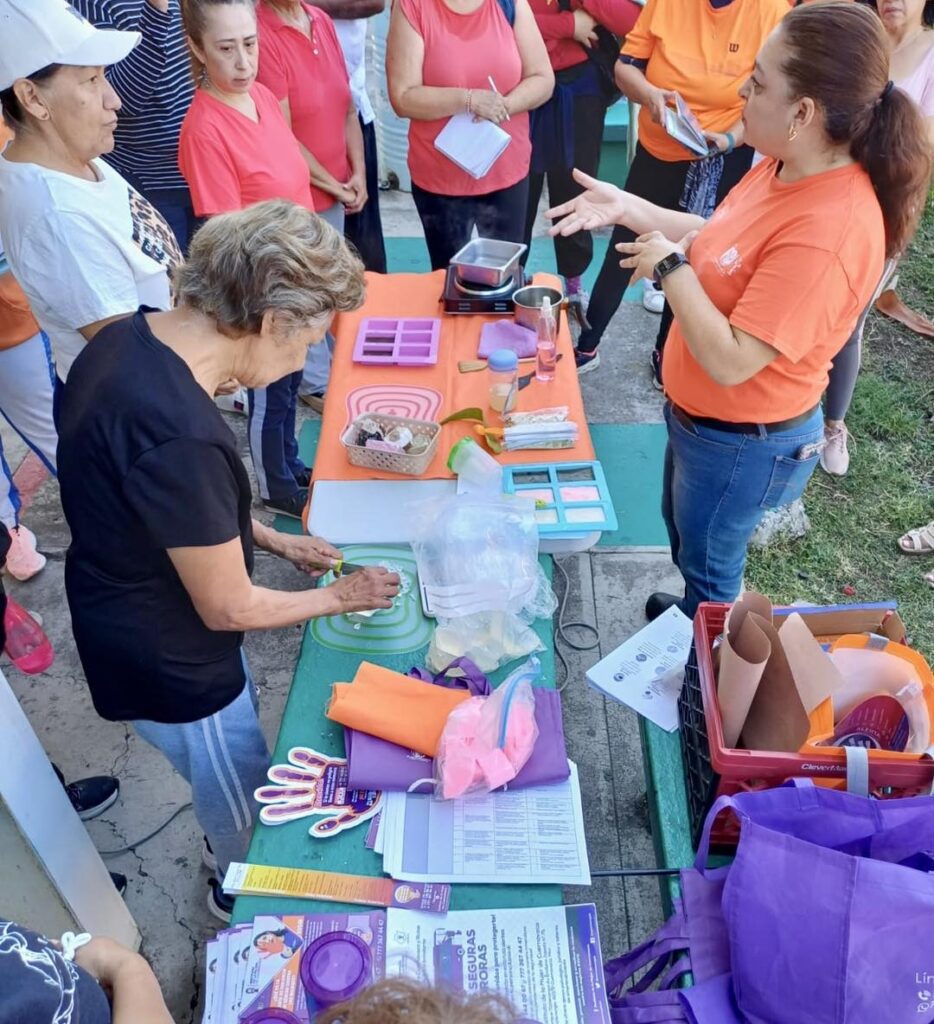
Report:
353,317,441,366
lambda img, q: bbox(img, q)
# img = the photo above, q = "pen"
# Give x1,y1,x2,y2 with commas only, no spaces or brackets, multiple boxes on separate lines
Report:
488,75,511,121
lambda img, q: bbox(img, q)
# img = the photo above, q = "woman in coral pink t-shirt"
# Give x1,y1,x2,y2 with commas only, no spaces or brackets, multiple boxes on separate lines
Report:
179,0,316,520
387,0,554,269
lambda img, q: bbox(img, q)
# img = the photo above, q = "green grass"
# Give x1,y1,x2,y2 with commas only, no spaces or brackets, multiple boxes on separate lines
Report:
745,194,934,658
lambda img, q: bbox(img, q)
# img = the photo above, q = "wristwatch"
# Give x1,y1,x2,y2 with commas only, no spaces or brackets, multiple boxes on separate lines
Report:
653,252,690,287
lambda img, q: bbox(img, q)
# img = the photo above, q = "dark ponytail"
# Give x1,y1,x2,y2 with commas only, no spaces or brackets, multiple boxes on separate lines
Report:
780,2,931,258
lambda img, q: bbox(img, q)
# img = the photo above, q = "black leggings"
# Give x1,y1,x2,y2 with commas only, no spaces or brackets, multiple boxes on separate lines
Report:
577,142,755,355
411,178,530,271
523,81,607,279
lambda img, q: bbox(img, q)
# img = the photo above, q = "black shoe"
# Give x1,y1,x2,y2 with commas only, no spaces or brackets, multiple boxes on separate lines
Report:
110,871,128,897
645,592,682,622
650,349,664,391
293,466,312,489
207,877,234,923
263,487,309,520
66,775,120,821
575,349,601,375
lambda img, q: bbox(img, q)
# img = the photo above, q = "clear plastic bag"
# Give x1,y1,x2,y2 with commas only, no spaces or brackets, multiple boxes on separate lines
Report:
412,495,556,672
434,658,541,799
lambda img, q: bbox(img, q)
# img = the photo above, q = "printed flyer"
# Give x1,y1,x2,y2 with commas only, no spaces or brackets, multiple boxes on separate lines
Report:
237,912,386,1023
385,904,611,1024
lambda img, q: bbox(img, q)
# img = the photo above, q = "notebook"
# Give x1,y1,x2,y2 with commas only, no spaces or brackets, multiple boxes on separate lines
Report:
434,112,511,179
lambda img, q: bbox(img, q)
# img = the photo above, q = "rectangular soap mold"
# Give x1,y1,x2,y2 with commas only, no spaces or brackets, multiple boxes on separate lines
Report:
503,460,618,536
353,317,442,366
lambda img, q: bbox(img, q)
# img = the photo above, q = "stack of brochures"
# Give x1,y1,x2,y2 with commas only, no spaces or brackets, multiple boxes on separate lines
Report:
664,94,711,157
203,905,612,1024
370,761,592,886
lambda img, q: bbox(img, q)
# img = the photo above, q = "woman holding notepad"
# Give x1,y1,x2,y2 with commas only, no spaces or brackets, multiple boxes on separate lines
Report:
387,0,553,269
573,0,788,380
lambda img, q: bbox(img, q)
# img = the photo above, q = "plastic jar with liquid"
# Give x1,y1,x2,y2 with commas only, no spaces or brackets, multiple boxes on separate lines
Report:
488,348,518,415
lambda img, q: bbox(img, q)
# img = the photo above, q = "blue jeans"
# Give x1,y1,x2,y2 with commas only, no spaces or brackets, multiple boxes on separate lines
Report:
133,655,269,876
248,369,307,501
662,402,824,616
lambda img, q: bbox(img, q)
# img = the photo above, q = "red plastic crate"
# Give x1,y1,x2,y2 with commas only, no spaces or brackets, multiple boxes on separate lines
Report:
678,601,934,850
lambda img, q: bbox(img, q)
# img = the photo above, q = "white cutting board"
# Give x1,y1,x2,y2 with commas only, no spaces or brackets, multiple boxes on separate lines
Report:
308,479,457,543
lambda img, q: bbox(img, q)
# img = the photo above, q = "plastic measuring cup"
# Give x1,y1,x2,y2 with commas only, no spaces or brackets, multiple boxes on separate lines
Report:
300,931,372,1007
447,437,503,494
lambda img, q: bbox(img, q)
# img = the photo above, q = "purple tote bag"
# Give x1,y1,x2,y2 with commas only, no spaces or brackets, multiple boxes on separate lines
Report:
606,783,934,1024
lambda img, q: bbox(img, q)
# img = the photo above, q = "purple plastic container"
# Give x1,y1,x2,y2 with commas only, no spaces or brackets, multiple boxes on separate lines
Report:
240,1010,303,1024
300,931,372,1008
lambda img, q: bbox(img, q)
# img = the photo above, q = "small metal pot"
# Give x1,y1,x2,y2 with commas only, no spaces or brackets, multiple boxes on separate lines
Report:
512,285,566,331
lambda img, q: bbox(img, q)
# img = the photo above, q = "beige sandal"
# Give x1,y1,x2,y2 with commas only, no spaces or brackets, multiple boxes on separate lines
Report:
898,521,934,555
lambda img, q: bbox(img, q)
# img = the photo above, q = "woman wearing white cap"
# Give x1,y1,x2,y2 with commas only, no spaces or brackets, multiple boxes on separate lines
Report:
0,0,182,398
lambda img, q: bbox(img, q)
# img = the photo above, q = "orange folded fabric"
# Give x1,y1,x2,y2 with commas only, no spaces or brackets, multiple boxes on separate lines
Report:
326,661,471,757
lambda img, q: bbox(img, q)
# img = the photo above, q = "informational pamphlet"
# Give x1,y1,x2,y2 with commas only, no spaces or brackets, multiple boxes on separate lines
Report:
385,904,612,1024
585,605,693,731
378,762,591,886
663,94,709,157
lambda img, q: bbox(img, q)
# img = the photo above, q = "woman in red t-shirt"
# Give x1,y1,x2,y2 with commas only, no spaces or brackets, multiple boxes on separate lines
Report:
255,1,365,231
387,0,554,269
179,0,317,520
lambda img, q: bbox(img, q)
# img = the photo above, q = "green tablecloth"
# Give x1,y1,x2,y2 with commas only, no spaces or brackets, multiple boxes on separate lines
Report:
232,556,562,924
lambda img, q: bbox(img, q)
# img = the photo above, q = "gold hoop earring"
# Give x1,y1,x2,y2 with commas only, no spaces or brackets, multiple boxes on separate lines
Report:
788,125,798,141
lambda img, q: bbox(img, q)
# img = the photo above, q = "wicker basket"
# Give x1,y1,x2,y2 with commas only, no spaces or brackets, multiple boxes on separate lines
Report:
341,413,440,476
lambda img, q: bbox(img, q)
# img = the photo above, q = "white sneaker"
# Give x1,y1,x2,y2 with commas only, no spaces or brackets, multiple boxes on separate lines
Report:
215,386,248,416
820,423,850,476
4,525,46,581
642,281,666,314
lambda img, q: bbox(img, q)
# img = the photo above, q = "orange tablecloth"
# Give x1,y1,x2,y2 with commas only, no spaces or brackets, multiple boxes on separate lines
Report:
311,270,595,484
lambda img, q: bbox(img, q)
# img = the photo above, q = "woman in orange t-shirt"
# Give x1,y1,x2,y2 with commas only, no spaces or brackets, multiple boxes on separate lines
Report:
575,0,788,379
550,2,930,617
387,0,554,269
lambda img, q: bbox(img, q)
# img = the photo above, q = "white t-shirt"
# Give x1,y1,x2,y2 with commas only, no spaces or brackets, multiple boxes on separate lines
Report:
0,152,180,380
334,19,375,126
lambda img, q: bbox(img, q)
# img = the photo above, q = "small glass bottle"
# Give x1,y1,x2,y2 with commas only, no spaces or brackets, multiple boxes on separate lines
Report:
488,348,518,416
535,295,557,382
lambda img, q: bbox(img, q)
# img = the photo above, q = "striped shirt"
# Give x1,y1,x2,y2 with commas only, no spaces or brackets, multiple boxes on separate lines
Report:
69,0,195,193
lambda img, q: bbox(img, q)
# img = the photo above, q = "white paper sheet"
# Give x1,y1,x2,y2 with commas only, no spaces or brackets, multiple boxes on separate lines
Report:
380,762,590,885
585,605,693,732
434,112,511,179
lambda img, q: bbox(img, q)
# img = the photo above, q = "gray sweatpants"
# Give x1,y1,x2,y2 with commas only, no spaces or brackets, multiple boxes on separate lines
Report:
133,655,270,876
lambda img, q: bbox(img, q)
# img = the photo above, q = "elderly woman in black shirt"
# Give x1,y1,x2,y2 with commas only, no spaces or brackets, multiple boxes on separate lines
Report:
57,201,399,921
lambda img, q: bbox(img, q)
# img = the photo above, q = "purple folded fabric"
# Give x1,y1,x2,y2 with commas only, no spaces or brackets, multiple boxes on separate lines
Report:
477,320,537,359
344,667,569,792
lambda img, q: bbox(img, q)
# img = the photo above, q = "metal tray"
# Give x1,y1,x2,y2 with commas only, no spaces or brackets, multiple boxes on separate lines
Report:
450,238,527,287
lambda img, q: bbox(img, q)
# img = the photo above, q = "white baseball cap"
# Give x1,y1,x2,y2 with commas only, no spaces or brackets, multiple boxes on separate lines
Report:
0,0,140,92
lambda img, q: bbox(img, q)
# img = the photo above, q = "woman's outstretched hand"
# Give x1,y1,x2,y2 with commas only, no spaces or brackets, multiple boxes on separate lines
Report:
546,169,629,236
